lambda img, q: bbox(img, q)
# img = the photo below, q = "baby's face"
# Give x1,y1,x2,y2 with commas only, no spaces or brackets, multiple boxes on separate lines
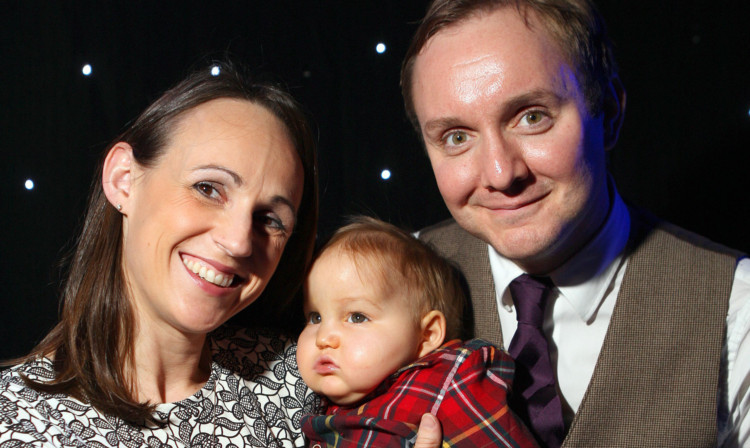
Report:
297,247,425,406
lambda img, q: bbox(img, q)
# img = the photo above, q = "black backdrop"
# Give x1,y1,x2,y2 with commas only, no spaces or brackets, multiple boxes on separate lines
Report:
1,1,748,360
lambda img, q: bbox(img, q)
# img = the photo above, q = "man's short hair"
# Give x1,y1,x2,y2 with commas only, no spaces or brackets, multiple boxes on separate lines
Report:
314,216,466,341
401,0,619,132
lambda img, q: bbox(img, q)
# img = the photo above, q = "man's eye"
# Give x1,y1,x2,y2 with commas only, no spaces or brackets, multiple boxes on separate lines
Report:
306,312,321,325
520,110,547,126
347,313,369,324
446,130,469,146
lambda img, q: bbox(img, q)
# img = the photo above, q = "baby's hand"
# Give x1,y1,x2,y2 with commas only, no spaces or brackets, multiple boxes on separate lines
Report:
414,414,442,448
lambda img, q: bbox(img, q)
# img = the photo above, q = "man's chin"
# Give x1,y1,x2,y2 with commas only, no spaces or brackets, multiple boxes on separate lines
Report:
468,224,560,271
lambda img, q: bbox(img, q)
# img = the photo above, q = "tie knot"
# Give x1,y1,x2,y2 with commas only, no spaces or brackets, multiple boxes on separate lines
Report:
510,274,552,327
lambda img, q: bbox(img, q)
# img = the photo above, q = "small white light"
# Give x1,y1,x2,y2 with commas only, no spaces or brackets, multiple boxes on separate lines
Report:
380,169,391,180
82,64,92,76
24,179,34,190
376,43,386,54
210,65,221,76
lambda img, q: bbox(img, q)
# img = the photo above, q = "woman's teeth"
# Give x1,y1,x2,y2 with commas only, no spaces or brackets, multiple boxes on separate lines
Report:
182,257,233,287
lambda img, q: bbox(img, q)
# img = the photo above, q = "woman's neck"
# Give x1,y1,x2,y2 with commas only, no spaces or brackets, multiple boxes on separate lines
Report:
131,322,213,404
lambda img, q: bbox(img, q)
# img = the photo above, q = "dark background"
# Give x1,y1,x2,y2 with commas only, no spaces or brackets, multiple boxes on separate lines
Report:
2,1,748,360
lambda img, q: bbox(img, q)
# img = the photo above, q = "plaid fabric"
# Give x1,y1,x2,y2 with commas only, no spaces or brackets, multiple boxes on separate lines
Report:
301,339,538,447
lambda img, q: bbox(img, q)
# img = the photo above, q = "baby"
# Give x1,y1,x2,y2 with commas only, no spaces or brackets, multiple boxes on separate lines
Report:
297,216,537,447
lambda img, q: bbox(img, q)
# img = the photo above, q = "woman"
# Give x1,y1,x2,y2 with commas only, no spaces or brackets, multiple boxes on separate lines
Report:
0,62,319,447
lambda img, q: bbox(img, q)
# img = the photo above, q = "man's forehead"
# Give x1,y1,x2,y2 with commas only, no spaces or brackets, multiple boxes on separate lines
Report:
412,7,578,112
416,5,567,74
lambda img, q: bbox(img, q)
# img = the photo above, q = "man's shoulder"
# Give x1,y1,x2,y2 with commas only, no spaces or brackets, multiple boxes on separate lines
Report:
419,217,464,237
629,205,745,260
419,218,483,254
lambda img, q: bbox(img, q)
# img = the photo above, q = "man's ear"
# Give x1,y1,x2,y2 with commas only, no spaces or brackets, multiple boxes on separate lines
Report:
602,75,626,150
417,310,447,358
102,142,135,214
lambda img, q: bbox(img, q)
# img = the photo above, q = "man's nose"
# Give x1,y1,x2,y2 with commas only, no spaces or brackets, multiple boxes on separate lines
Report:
479,133,530,192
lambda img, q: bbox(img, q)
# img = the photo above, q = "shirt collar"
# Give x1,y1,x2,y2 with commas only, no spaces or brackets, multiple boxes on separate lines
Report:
489,184,630,322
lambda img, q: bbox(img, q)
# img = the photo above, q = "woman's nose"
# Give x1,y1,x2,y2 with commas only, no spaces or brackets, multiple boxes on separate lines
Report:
214,212,254,258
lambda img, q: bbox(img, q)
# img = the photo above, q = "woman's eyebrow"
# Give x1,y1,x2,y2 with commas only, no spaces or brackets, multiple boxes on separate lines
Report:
270,195,300,226
193,165,243,185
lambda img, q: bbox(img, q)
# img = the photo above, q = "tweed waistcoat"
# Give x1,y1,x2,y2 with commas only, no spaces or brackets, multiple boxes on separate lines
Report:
419,209,740,446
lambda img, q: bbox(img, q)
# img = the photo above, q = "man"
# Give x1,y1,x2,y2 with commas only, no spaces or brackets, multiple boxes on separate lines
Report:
401,0,749,446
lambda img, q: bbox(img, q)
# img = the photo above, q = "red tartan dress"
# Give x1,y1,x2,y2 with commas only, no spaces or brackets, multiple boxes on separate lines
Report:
301,339,538,448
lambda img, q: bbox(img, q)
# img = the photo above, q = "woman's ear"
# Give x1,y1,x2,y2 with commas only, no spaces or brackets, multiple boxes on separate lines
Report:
417,310,447,358
102,142,134,214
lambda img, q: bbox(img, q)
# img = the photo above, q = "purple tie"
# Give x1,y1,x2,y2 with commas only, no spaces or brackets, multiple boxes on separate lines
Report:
508,274,566,447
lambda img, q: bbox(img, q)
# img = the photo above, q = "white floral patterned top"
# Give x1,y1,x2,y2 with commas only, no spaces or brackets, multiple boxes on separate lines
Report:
0,325,319,447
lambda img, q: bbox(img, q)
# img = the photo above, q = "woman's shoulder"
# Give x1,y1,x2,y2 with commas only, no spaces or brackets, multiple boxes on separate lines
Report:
0,358,79,445
1,357,55,392
210,324,296,353
208,324,299,375
205,324,319,441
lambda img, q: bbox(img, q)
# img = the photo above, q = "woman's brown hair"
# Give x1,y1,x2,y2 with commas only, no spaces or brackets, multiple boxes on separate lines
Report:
7,61,318,425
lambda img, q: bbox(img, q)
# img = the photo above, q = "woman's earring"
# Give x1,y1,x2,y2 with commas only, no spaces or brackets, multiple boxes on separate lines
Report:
117,204,123,212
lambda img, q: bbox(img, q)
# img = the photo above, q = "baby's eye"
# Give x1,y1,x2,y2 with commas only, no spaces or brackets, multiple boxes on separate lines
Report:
306,312,321,325
194,181,221,200
347,313,369,324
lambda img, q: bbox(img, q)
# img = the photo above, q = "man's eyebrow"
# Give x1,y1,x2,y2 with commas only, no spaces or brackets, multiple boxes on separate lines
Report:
422,117,464,136
502,89,565,114
194,165,243,185
421,90,565,136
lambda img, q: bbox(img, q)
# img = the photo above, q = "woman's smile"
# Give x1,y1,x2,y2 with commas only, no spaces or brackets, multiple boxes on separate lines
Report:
121,98,304,335
180,253,239,288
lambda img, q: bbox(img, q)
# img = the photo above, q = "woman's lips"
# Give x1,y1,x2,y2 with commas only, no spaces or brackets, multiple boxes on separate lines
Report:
180,254,239,287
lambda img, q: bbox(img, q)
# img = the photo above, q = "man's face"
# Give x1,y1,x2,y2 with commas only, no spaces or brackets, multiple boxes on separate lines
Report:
411,7,612,274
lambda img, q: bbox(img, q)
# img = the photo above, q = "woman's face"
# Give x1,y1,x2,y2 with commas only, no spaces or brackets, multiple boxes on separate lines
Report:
120,98,304,336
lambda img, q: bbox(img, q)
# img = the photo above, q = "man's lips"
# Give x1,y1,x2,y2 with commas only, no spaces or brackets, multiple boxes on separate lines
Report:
473,192,549,211
313,355,339,374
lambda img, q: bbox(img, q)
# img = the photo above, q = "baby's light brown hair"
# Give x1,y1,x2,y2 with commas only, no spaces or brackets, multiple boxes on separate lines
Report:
312,216,466,341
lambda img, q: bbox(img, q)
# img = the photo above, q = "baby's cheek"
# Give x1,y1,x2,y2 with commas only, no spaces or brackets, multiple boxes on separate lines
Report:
295,333,315,382
348,344,377,368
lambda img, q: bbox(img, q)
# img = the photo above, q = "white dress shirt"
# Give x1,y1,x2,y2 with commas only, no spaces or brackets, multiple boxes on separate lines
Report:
488,191,750,447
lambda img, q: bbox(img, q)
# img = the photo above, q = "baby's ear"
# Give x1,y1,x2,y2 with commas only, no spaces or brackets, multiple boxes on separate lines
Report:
417,311,446,358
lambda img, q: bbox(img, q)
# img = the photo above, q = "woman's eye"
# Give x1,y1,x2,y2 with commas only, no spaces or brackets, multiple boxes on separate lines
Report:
306,312,321,325
254,213,287,234
347,313,369,324
194,182,221,199
445,130,469,147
